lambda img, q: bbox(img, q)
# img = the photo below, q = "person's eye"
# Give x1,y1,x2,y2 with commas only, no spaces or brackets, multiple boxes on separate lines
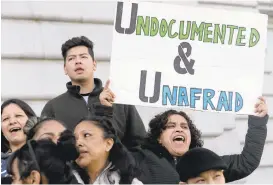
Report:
39,135,53,140
84,133,92,137
166,124,175,128
2,117,9,121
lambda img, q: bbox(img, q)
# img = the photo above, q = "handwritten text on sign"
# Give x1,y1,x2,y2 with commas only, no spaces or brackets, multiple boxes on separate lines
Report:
109,2,268,114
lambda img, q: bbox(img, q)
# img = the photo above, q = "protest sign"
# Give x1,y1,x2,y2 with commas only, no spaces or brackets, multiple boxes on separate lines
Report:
109,1,268,114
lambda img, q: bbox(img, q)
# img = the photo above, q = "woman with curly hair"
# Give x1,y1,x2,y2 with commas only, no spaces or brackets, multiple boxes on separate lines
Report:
130,109,203,184
134,97,268,184
143,109,203,156
100,86,268,184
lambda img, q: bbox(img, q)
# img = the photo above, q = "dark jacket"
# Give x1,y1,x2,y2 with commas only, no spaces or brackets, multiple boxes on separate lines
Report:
131,146,180,184
222,115,268,182
133,115,268,184
41,78,146,149
1,152,12,184
1,152,11,178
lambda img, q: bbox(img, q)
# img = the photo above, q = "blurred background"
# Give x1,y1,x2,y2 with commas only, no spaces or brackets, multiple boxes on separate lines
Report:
1,1,273,183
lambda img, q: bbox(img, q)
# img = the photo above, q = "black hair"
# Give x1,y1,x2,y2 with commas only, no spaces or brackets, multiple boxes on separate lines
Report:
145,109,203,149
23,116,67,140
75,116,139,184
7,130,79,184
61,36,95,61
1,99,36,153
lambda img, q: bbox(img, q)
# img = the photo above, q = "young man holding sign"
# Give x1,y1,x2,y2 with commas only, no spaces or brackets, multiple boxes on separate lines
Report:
100,85,268,184
41,36,146,149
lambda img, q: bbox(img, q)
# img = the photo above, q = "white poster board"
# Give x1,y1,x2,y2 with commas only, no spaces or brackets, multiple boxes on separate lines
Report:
109,1,268,115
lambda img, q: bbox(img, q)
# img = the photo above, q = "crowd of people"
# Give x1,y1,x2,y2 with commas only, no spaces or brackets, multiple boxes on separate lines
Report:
1,36,269,184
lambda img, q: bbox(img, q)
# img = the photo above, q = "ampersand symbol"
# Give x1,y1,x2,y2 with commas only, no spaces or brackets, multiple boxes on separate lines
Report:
173,42,195,75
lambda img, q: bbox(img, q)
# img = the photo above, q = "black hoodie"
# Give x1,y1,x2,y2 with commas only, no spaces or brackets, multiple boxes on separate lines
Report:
41,78,146,149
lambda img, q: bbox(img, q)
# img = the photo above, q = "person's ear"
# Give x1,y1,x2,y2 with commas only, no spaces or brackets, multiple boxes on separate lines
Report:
158,136,164,146
64,64,68,75
93,60,97,72
158,138,162,144
105,138,114,152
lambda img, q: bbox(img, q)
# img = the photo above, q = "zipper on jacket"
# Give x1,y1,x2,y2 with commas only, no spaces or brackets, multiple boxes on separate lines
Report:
89,162,112,184
79,94,91,116
174,157,177,165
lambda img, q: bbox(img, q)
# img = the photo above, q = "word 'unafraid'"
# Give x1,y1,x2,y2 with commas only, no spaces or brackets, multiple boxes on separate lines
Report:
139,71,243,112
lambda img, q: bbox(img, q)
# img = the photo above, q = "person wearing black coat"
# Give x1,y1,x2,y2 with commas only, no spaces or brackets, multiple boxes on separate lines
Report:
41,36,146,150
132,97,268,184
